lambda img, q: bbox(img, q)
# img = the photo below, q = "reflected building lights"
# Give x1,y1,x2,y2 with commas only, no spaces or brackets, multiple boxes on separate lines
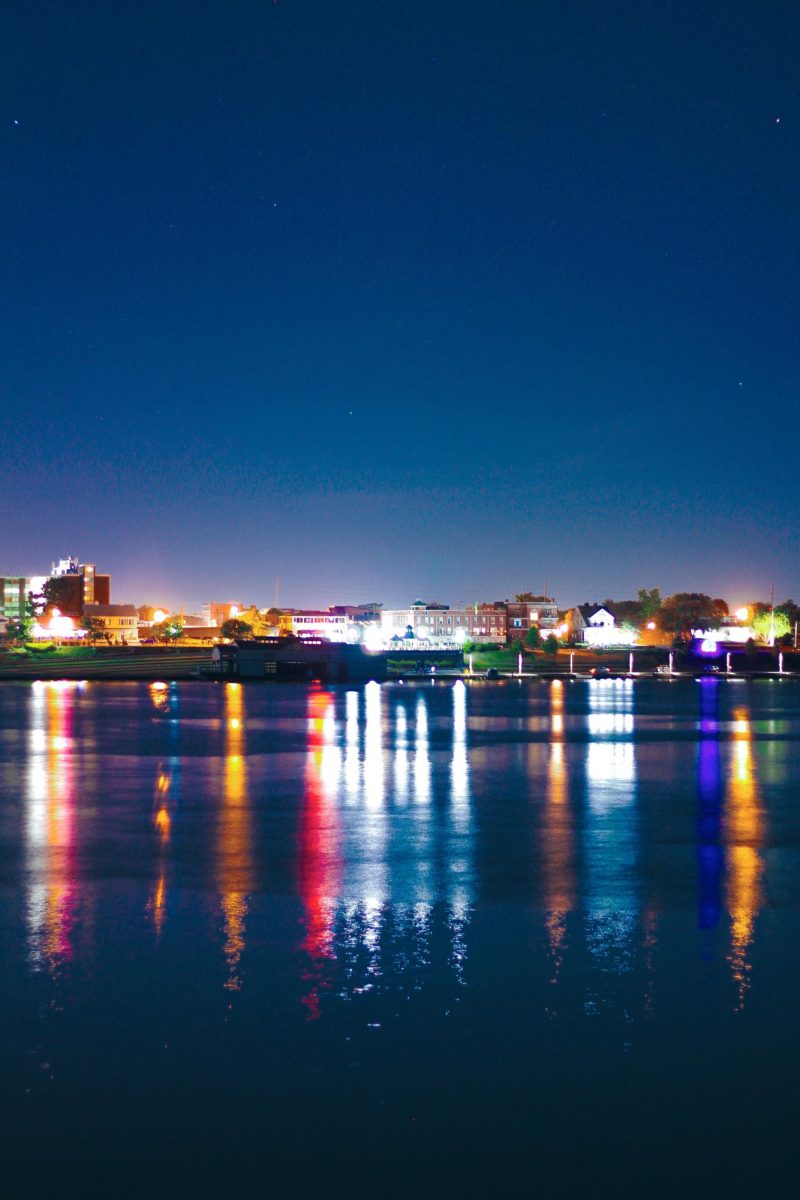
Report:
147,763,173,940
25,682,79,972
300,689,342,1019
218,683,252,993
584,679,639,985
450,681,469,822
448,682,472,911
344,688,360,804
697,682,724,932
364,681,384,811
543,681,574,987
725,707,764,1010
393,703,410,805
413,692,431,805
295,682,474,1017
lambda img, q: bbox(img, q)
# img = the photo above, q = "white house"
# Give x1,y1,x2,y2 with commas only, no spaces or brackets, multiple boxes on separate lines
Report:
567,604,637,647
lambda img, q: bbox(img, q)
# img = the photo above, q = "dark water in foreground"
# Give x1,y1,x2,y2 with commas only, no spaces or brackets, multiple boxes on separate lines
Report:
0,676,798,1196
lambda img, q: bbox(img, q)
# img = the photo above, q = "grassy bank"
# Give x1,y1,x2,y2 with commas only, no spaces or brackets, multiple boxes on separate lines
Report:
0,645,212,680
464,645,667,673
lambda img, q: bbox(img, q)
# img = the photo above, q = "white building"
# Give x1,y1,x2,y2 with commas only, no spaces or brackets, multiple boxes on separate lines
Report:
280,611,351,642
380,601,506,645
567,604,637,647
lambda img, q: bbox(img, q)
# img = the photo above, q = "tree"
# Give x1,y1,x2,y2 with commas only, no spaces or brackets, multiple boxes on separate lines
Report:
221,618,253,640
657,594,728,641
81,616,106,644
637,588,661,622
42,575,79,615
543,634,559,656
603,598,641,626
751,610,791,645
231,606,279,636
515,592,536,603
153,619,184,642
778,599,799,631
525,626,542,650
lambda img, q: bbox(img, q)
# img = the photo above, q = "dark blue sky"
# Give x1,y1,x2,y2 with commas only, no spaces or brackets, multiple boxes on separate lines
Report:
2,1,798,610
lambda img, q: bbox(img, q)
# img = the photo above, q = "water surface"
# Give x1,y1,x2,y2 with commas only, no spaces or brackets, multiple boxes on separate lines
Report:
1,677,798,1195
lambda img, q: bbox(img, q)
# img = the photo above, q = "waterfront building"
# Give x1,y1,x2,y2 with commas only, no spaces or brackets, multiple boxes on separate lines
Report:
212,637,387,682
279,610,350,641
83,603,139,644
505,596,560,639
380,600,506,644
566,604,637,646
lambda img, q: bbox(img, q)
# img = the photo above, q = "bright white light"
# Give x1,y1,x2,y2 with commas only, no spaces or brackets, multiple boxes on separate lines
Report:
153,609,168,623
701,636,718,654
454,627,468,644
646,621,656,631
735,607,749,622
362,626,384,652
583,625,636,647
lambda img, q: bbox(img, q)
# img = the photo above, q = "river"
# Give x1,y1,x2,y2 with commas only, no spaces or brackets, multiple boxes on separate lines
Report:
0,677,797,1195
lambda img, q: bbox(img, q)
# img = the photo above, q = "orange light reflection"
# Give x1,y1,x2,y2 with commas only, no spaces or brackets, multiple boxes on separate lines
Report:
725,708,764,1010
219,683,251,992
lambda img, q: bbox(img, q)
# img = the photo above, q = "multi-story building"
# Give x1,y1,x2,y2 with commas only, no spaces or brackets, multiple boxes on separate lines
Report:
0,574,48,621
49,557,111,615
380,601,506,644
279,610,350,641
505,596,559,640
328,604,382,625
204,601,245,628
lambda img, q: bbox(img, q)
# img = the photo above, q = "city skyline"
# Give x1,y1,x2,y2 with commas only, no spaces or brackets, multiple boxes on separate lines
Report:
1,542,794,617
2,2,798,611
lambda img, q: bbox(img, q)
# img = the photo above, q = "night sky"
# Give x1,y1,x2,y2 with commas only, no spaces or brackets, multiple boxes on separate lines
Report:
2,1,798,611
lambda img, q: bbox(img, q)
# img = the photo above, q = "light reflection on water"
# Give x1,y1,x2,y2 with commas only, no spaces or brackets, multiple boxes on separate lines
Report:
219,681,251,992
6,674,798,1189
12,681,786,1027
25,681,79,972
14,677,781,1018
726,704,764,1009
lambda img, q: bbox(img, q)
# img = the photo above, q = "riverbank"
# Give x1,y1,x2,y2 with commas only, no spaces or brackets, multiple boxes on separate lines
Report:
0,646,211,680
1,642,797,682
